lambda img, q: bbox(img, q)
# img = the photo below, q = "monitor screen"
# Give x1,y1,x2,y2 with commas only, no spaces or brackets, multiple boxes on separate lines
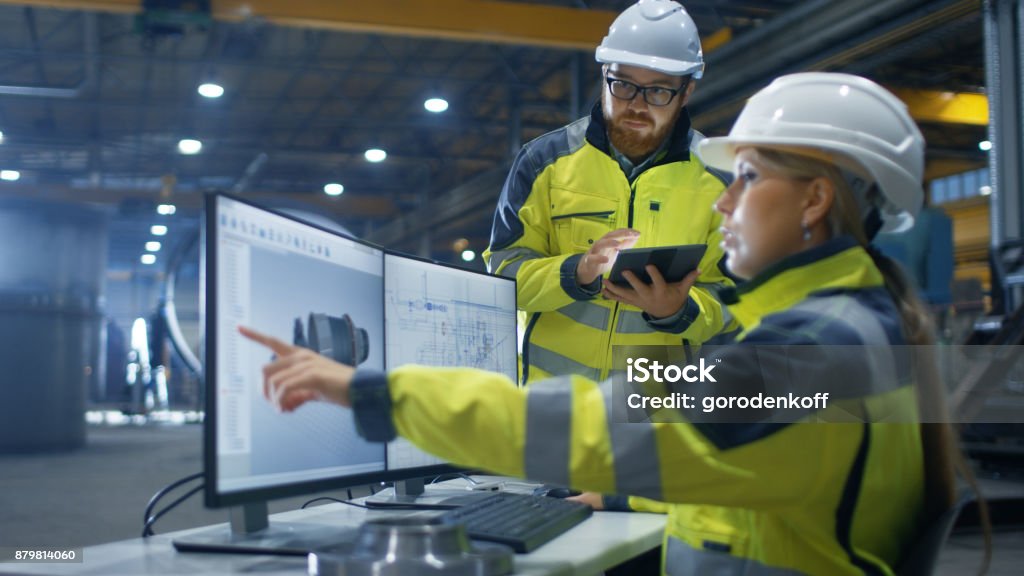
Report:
205,194,387,508
384,253,518,471
188,193,520,554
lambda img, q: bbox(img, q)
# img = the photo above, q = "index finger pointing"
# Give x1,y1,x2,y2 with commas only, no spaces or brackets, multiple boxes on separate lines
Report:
239,325,297,355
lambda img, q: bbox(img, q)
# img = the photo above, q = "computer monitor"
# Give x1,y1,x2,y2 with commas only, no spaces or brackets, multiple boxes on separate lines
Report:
174,193,518,554
175,194,390,554
374,252,517,504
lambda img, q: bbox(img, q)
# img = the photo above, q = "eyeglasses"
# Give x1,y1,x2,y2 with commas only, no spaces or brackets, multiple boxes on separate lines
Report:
605,76,686,107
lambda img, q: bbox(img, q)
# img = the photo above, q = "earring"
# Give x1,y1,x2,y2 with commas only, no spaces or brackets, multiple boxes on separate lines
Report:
802,222,812,242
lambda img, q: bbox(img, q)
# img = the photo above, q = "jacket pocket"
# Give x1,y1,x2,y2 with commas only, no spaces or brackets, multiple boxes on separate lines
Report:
551,210,615,251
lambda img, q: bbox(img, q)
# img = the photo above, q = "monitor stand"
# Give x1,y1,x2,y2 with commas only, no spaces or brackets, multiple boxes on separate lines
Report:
172,501,357,556
363,478,475,509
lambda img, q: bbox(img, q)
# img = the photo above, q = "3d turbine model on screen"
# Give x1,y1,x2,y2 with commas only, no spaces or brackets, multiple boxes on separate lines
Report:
293,313,369,366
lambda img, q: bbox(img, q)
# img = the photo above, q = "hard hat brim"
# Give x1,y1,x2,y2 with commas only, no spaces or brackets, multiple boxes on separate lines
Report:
596,46,704,78
695,137,740,173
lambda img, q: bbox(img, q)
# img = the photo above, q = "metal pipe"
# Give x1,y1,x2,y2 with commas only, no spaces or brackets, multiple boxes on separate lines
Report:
703,0,836,64
231,152,269,193
1016,0,1024,240
695,0,929,110
983,0,1001,248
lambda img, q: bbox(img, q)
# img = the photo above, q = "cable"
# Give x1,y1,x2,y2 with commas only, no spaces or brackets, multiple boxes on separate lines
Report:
302,496,371,509
429,473,465,485
141,472,202,537
141,483,204,537
299,496,456,511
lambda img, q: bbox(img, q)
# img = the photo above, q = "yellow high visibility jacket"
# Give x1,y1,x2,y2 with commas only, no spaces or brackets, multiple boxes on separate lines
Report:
351,238,926,575
483,104,732,384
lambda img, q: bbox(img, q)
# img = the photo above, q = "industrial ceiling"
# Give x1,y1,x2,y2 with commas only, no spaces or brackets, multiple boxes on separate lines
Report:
0,0,988,274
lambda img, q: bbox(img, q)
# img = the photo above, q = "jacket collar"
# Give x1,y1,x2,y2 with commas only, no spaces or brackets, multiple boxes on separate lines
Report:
584,101,694,166
720,237,886,335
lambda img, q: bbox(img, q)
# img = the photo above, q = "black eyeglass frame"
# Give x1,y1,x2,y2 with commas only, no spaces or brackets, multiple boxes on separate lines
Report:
604,75,690,107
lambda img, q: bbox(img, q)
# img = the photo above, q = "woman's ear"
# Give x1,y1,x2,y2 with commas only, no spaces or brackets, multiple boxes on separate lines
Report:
803,177,835,229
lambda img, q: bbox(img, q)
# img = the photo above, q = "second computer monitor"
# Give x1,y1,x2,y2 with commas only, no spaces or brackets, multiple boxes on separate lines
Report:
384,253,518,471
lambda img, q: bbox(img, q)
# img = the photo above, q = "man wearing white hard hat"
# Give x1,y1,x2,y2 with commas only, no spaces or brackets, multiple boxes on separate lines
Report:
483,0,733,396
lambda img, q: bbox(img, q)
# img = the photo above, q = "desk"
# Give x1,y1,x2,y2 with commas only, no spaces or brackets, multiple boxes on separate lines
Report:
5,489,665,576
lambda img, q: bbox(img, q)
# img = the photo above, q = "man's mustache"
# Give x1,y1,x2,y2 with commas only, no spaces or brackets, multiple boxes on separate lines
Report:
618,111,652,125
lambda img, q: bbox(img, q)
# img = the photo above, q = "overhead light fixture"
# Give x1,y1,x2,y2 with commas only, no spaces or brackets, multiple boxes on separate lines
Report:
364,148,387,163
140,254,157,265
145,241,162,252
461,249,476,262
151,225,168,236
980,185,992,196
424,97,449,113
178,139,202,155
0,169,20,181
198,83,225,98
979,140,992,152
156,204,176,215
324,183,344,196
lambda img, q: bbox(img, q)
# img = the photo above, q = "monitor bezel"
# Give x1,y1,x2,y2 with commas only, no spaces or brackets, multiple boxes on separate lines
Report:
205,191,516,509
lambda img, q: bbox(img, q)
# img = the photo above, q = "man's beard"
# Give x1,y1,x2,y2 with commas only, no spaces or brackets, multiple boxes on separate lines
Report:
605,98,681,162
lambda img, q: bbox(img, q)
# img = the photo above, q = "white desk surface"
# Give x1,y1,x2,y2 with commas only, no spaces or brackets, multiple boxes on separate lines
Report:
3,482,666,576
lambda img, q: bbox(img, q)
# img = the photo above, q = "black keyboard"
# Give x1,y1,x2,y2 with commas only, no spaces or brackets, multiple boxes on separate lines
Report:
438,492,593,553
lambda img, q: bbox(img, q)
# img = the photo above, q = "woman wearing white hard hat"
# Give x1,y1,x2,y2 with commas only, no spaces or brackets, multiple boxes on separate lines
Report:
241,73,986,575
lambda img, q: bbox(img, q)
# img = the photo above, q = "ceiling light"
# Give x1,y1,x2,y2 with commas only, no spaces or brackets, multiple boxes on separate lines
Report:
156,204,176,215
151,225,168,236
198,83,225,98
324,183,344,196
980,185,992,196
364,148,387,163
0,170,20,181
461,249,476,262
178,139,202,155
0,130,5,143
979,140,992,151
424,98,449,113
145,241,162,252
140,254,157,265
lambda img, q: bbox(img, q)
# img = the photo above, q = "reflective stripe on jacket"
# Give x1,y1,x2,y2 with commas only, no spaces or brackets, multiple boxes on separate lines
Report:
483,103,732,383
353,237,925,575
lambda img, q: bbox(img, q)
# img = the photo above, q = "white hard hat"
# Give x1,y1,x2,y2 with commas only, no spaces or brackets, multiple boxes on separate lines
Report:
595,0,704,79
698,72,925,234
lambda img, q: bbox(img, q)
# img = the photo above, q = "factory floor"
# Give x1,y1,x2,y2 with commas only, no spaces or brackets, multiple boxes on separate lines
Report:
1,423,1022,574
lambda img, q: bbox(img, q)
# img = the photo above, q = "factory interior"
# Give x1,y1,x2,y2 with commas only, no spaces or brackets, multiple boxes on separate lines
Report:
2,1,1024,573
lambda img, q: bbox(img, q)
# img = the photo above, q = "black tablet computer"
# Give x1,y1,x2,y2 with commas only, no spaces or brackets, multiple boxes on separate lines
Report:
608,244,707,286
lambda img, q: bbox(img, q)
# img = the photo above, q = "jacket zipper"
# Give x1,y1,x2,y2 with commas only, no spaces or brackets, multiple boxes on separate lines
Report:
605,176,641,379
